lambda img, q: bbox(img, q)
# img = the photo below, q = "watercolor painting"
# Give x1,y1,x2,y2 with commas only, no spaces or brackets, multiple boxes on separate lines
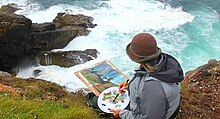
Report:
75,60,129,96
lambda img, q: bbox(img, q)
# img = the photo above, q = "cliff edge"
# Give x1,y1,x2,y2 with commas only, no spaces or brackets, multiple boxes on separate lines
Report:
177,59,220,118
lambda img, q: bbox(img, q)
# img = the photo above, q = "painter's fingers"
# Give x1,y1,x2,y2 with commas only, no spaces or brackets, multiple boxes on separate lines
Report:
118,82,124,90
110,109,121,118
120,86,128,91
110,109,115,113
118,83,128,92
118,82,128,91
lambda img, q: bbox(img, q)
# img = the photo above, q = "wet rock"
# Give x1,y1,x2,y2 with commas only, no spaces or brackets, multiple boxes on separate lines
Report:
53,13,97,36
31,23,56,32
0,71,11,77
37,49,98,67
31,27,79,51
0,13,32,71
53,12,97,28
29,13,97,51
33,69,42,77
0,4,20,14
0,11,96,72
31,22,76,52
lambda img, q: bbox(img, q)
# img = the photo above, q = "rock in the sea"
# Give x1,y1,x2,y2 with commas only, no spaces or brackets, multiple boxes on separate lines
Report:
0,13,32,71
0,4,20,14
0,11,96,72
33,69,42,77
31,24,79,51
53,13,97,28
31,23,56,32
0,71,11,77
53,13,97,36
30,12,98,51
37,49,98,67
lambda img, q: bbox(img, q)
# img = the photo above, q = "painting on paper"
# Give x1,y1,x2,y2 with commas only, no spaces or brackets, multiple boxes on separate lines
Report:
75,60,129,96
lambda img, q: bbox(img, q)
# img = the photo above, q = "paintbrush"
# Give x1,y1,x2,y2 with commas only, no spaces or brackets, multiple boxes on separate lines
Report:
112,80,129,102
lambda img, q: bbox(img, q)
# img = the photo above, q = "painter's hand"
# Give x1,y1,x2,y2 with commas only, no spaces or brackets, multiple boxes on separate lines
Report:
110,109,122,118
118,82,128,92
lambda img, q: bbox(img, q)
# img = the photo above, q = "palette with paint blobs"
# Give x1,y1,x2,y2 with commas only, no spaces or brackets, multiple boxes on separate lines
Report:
97,87,130,113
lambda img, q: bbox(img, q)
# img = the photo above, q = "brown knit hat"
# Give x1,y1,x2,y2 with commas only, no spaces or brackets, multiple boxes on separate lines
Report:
126,33,161,63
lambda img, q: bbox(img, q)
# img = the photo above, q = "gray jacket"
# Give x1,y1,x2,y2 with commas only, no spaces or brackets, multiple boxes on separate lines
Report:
120,53,184,119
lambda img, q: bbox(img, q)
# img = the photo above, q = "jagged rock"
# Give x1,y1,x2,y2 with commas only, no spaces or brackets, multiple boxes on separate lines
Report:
0,4,20,14
0,71,11,77
33,69,42,77
53,13,97,28
0,13,32,71
37,49,98,67
31,27,79,51
0,11,96,72
30,13,97,51
53,13,97,36
0,13,32,35
31,23,56,32
30,21,81,52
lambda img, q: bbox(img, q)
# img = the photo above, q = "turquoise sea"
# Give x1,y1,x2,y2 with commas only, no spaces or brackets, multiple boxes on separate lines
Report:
1,0,219,91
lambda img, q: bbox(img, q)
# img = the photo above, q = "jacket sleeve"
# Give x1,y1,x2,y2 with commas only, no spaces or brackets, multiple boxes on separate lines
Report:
119,80,166,119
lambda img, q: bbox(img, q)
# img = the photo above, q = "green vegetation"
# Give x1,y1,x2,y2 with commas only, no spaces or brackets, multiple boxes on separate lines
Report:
0,93,99,119
0,76,102,119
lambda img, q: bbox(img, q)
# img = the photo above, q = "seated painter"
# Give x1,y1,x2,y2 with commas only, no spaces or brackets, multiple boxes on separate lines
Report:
110,33,184,119
87,33,184,119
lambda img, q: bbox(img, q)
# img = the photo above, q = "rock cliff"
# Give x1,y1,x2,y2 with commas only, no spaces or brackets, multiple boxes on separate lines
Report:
0,13,32,71
0,5,97,72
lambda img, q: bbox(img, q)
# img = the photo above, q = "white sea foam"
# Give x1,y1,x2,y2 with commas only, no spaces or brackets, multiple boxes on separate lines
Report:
16,58,108,92
0,0,28,6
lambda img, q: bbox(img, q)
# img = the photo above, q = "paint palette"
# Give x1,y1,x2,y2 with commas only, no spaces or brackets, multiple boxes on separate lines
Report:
97,87,130,113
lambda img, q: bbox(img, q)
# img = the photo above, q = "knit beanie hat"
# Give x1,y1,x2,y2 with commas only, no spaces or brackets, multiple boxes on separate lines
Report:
126,33,161,63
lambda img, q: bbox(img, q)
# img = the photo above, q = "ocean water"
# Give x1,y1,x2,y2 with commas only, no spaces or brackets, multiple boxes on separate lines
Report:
1,0,219,91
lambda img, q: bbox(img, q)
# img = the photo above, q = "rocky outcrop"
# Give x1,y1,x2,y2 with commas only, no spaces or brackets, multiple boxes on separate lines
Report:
177,59,220,119
30,22,79,52
0,71,11,77
37,49,98,67
53,12,96,28
0,13,32,71
31,13,97,52
0,4,20,14
0,5,97,72
53,13,97,36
